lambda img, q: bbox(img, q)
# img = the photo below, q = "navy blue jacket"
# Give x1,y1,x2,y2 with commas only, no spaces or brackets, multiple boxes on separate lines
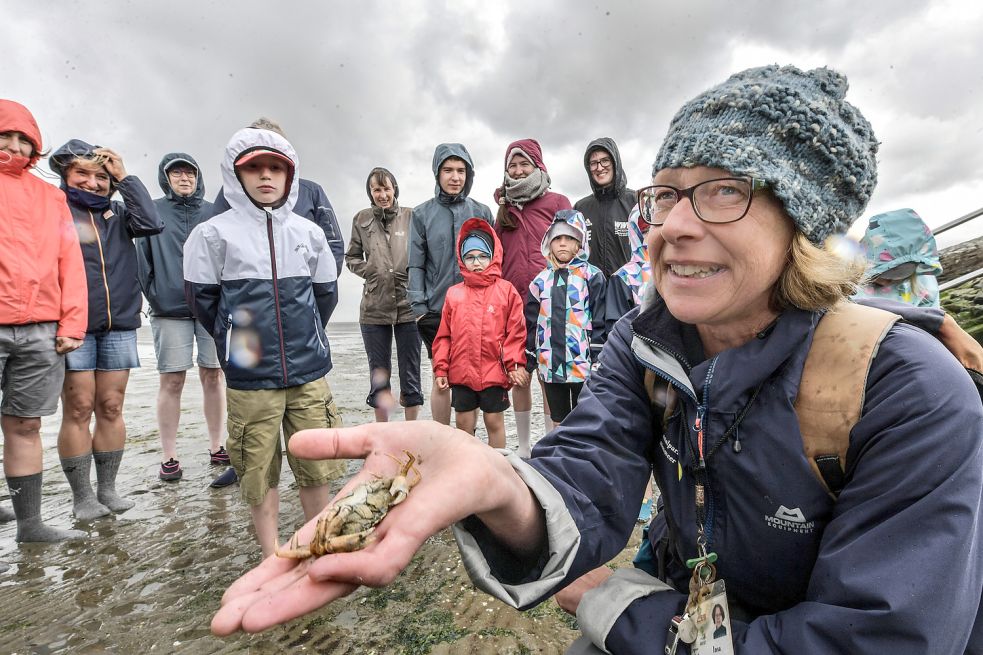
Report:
137,153,213,318
184,128,337,391
212,177,342,322
52,140,164,333
457,296,983,654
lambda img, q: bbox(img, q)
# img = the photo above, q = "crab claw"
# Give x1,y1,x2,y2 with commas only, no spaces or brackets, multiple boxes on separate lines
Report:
389,476,410,505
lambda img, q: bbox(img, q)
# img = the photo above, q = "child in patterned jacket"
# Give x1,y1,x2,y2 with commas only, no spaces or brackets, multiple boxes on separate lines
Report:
525,209,606,424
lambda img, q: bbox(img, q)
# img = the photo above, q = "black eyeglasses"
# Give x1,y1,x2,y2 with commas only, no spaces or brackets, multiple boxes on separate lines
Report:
636,177,768,226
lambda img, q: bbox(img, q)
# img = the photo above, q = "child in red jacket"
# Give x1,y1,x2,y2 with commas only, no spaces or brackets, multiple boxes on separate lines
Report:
433,218,528,450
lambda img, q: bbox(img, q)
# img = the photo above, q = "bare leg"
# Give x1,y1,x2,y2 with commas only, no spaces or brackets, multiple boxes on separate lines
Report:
483,411,506,449
512,383,532,413
157,371,186,461
251,486,280,559
92,370,129,452
58,371,96,458
431,380,451,425
455,409,478,435
299,484,330,521
2,416,42,477
199,366,226,453
404,406,420,421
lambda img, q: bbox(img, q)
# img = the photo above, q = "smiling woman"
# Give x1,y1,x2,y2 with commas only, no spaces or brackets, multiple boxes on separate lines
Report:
213,65,983,655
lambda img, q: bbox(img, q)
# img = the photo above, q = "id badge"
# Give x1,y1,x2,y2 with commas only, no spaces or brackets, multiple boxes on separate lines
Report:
689,579,735,655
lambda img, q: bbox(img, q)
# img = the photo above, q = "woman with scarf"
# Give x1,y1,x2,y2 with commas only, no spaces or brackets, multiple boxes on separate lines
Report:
346,167,423,422
493,139,572,456
50,139,163,520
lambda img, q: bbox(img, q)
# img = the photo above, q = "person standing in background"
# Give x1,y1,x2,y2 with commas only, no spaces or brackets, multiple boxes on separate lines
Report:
574,137,636,278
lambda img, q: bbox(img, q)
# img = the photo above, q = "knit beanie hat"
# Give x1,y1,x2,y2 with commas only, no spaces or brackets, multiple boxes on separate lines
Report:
652,65,879,245
461,233,493,259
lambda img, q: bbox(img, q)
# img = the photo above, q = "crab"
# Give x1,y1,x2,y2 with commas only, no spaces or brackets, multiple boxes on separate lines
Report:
276,450,421,558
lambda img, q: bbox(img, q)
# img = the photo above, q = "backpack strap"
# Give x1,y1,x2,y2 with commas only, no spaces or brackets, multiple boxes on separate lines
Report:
794,301,899,500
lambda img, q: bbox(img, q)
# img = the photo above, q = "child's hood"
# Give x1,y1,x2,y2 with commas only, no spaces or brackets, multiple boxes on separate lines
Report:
457,217,503,287
860,208,942,280
221,128,299,221
626,204,648,264
541,209,590,263
0,100,43,169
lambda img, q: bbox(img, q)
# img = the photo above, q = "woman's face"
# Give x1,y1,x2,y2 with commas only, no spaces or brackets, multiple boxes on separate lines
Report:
647,166,794,336
66,162,111,197
713,606,724,626
370,176,395,209
0,131,35,160
507,155,535,180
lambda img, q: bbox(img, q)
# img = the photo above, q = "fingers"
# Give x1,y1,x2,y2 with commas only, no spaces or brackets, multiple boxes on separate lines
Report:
288,420,451,461
221,552,305,605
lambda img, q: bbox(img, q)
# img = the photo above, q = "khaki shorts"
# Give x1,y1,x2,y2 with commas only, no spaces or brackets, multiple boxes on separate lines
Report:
226,378,346,506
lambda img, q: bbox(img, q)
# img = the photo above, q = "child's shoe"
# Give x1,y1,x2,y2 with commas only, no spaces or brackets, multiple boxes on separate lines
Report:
159,458,183,482
209,447,231,466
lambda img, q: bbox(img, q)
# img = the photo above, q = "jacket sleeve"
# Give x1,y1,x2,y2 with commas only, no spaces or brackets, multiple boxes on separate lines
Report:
524,282,541,372
588,269,608,351
503,286,527,371
431,297,453,377
182,224,222,335
344,218,368,279
407,208,428,317
115,176,164,238
135,235,153,298
598,324,983,654
604,277,632,336
209,188,230,218
310,228,339,327
309,183,345,278
56,204,88,339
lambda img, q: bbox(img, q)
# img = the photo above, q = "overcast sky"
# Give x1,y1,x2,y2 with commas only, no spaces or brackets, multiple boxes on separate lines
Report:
8,0,983,322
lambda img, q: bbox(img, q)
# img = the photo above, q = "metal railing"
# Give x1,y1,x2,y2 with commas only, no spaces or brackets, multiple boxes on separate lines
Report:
935,206,983,291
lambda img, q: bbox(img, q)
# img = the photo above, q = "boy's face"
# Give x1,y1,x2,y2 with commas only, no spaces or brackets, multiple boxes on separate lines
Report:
237,154,288,206
463,249,491,272
550,235,580,264
438,157,467,196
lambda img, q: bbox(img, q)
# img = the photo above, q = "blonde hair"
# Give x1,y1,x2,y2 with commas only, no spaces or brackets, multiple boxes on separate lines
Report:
774,232,864,311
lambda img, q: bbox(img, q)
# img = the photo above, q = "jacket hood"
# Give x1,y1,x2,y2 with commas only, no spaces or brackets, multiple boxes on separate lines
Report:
503,138,548,174
860,208,942,279
583,137,628,197
431,143,476,202
221,128,299,220
541,209,590,264
50,139,105,178
158,152,206,202
626,204,648,263
457,217,503,287
0,100,43,169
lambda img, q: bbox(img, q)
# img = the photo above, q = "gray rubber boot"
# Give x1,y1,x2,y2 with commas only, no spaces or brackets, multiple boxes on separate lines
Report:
61,453,111,520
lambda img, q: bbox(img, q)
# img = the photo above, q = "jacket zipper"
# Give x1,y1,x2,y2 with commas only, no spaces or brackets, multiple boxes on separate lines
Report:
313,312,326,351
266,210,289,384
225,314,233,363
89,210,113,331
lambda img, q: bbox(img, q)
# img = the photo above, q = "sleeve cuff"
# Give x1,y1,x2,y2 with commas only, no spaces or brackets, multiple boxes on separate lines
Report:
576,567,675,653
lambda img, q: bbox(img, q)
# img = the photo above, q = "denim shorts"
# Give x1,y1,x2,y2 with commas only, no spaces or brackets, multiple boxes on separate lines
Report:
149,316,220,372
0,322,65,417
65,330,141,371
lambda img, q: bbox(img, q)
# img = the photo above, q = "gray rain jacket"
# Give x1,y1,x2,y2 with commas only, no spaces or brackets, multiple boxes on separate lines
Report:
137,152,214,318
407,143,493,317
574,138,635,277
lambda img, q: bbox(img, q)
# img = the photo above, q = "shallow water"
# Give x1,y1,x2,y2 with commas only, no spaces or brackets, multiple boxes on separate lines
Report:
0,323,638,653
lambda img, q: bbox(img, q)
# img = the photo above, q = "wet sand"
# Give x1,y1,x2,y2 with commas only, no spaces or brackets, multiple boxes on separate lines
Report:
0,323,641,654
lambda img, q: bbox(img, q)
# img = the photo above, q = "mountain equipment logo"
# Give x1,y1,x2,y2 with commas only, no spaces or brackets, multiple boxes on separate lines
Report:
765,505,815,534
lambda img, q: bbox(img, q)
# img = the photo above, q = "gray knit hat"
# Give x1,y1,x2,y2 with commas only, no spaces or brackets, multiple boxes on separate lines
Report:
652,65,879,245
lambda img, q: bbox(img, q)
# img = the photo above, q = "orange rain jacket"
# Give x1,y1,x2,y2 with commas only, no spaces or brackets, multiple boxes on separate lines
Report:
0,100,87,338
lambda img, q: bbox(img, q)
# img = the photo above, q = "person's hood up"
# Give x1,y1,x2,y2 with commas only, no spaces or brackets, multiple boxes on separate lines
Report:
221,128,299,221
50,138,109,181
0,99,43,169
457,217,503,288
365,166,400,206
626,204,648,264
431,143,476,203
503,138,548,174
583,137,628,197
158,152,205,202
541,209,590,264
860,208,942,280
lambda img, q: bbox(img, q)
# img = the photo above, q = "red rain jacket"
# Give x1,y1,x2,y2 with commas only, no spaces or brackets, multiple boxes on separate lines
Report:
493,138,572,298
0,100,87,338
432,218,526,390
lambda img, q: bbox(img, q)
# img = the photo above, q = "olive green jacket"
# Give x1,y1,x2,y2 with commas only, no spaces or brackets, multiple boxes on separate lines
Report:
345,205,415,324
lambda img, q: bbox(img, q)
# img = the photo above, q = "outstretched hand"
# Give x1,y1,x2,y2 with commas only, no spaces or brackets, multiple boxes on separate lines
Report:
211,420,541,636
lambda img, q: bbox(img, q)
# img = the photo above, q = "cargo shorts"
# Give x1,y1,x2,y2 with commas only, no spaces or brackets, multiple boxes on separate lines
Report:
226,378,347,506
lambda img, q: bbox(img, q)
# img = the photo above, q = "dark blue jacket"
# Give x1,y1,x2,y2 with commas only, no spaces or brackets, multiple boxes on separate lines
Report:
137,153,213,318
184,128,337,391
457,296,983,654
212,177,342,321
51,140,164,333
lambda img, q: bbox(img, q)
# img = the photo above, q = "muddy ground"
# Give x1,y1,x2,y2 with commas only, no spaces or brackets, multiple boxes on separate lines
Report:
0,323,642,654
